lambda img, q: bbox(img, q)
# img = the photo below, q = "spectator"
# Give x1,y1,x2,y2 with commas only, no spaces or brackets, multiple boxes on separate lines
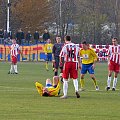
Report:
26,31,32,45
16,29,25,45
34,31,39,44
42,29,50,42
0,29,4,44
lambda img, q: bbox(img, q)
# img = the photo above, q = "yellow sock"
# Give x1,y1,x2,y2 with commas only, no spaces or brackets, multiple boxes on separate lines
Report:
46,63,48,70
92,79,97,87
80,78,85,88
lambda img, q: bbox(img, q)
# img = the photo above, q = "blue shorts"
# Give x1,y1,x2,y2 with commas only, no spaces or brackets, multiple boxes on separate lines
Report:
46,84,57,88
46,53,52,61
81,63,94,74
46,84,52,88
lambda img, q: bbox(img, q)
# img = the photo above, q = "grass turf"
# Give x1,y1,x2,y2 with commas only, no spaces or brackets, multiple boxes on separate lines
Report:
0,62,120,120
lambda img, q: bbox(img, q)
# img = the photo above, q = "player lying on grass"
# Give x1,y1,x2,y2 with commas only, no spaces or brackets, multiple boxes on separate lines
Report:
35,76,60,96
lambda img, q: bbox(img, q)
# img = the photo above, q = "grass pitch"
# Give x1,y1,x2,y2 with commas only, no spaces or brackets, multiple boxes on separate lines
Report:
0,62,120,120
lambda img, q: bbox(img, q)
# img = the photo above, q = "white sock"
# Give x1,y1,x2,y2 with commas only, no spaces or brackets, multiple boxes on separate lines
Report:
63,79,68,96
10,65,14,73
107,76,111,87
14,65,18,73
112,78,117,88
73,79,79,92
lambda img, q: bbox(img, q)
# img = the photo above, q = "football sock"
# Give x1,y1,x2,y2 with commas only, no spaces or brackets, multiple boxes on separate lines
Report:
14,65,18,73
46,62,48,70
63,79,68,96
107,76,111,87
73,79,79,92
92,78,97,87
10,65,14,73
112,77,117,88
80,78,84,88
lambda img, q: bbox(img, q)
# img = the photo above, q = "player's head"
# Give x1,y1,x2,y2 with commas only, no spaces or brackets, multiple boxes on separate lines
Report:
112,37,118,45
56,36,61,43
12,39,16,44
47,39,51,43
42,87,49,96
81,40,89,49
64,35,71,43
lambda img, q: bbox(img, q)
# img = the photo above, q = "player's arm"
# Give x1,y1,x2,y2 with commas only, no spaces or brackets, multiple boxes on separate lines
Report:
90,48,98,69
44,44,47,55
52,45,55,62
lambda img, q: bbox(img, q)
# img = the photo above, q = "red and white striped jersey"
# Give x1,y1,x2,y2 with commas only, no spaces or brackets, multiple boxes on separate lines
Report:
59,43,80,62
10,43,20,57
108,45,120,64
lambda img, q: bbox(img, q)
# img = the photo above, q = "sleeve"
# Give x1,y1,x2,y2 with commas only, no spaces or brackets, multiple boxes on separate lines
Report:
90,48,98,62
35,82,44,96
52,44,55,54
44,44,47,53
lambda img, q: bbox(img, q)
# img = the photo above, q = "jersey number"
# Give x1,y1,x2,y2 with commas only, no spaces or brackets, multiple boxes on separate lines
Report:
68,50,74,58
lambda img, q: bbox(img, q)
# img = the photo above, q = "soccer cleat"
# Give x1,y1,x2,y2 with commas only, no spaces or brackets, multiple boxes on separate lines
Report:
60,95,68,99
106,87,110,91
95,86,99,91
8,71,10,74
15,72,18,74
76,92,80,98
112,88,115,91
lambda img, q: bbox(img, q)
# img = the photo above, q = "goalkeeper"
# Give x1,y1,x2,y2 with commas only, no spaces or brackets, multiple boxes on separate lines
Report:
35,76,60,96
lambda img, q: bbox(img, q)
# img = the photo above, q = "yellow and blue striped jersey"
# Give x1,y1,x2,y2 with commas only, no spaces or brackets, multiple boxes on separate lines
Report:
80,48,98,64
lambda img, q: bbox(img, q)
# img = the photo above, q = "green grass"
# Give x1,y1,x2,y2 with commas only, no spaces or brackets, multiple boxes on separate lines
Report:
0,62,120,120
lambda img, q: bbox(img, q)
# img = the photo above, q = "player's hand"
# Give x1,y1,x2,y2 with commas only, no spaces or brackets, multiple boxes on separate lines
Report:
59,62,63,68
78,65,81,70
92,64,95,69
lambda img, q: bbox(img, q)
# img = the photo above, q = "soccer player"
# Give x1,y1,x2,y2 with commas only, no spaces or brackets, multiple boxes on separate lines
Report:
52,36,64,76
106,37,120,91
44,39,53,71
35,76,60,96
8,39,21,74
59,35,80,99
79,41,99,91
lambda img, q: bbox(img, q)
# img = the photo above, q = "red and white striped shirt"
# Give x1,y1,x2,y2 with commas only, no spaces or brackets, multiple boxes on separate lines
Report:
10,43,20,57
108,45,120,64
59,43,80,62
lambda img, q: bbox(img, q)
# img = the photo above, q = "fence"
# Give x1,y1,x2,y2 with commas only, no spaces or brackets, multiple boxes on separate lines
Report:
0,44,109,62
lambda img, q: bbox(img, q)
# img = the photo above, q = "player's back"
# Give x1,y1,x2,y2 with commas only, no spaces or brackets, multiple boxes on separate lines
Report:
60,42,80,62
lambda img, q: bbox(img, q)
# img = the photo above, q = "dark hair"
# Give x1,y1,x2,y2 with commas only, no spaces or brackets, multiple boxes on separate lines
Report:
65,35,71,41
81,40,87,44
42,92,49,96
113,37,118,41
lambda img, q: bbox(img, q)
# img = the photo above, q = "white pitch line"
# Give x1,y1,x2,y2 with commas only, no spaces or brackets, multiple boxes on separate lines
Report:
0,86,36,91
